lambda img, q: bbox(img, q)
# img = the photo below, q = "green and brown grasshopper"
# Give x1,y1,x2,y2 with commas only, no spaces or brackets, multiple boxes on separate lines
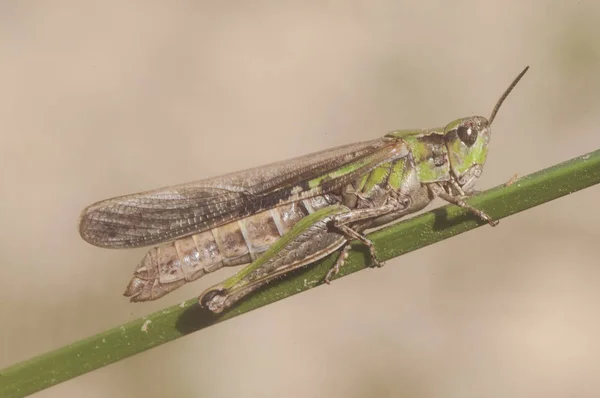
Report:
79,67,528,313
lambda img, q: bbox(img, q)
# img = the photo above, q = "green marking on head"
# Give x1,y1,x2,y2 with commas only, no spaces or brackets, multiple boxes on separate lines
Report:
443,66,529,192
443,116,491,190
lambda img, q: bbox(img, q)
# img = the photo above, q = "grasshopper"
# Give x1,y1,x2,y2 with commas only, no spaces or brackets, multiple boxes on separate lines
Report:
79,66,528,313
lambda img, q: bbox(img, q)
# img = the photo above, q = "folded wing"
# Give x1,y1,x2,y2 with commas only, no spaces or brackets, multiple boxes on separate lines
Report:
79,138,407,248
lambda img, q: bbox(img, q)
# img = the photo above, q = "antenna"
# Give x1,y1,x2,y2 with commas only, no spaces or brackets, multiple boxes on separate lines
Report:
489,66,529,125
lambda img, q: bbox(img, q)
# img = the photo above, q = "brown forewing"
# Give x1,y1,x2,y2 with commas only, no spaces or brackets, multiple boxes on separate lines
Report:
79,138,408,249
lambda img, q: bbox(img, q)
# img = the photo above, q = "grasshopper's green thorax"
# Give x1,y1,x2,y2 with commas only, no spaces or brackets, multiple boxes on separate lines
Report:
402,131,450,183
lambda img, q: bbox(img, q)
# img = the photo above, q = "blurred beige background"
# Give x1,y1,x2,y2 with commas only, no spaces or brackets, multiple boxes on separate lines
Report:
1,1,600,397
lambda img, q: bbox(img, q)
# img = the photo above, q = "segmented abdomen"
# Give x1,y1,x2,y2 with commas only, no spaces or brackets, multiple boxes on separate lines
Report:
124,195,335,301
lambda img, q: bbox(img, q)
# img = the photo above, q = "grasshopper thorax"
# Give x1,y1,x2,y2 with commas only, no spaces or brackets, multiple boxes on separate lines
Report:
443,66,529,193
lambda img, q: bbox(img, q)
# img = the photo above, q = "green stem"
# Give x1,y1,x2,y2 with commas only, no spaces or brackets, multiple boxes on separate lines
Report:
2,149,599,398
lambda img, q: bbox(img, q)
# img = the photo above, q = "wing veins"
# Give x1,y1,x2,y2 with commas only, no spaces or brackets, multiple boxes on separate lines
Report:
79,138,406,248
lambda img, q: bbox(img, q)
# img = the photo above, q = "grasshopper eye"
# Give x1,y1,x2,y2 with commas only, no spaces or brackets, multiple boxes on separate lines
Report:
457,125,478,147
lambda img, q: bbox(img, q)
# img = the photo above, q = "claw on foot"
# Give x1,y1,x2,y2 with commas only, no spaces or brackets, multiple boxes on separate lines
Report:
372,258,385,268
324,268,336,284
324,244,350,284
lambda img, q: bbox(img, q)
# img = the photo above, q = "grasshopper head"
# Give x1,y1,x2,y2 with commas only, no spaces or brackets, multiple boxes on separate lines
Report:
443,116,491,192
444,66,529,193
